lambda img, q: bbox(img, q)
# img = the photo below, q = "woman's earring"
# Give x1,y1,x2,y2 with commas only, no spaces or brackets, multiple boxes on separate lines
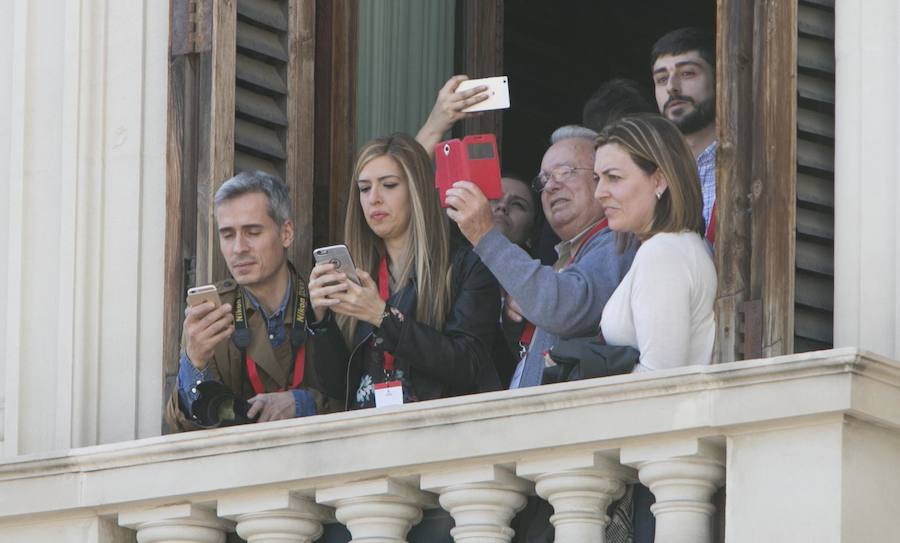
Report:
656,191,663,200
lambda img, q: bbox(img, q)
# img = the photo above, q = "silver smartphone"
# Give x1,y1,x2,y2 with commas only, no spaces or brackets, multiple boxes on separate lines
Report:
313,244,361,285
186,284,222,308
457,76,510,113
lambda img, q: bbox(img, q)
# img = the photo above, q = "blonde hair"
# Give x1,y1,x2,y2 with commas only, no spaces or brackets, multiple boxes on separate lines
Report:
339,133,452,342
595,114,705,240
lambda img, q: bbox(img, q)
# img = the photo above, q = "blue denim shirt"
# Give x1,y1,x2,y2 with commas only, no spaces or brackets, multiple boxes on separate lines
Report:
177,276,317,418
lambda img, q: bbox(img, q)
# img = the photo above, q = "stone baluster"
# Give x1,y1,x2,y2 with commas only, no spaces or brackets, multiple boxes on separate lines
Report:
218,489,333,542
119,503,233,543
517,452,635,543
621,438,725,543
317,477,437,543
420,465,532,543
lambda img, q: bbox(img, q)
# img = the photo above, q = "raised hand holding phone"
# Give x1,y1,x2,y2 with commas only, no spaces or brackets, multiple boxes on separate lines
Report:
455,76,510,113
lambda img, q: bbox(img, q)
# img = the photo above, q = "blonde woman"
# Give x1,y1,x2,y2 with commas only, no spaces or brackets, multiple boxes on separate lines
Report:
308,133,501,409
593,114,716,370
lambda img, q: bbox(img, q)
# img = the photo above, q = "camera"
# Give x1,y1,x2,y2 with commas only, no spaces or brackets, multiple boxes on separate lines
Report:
190,381,259,428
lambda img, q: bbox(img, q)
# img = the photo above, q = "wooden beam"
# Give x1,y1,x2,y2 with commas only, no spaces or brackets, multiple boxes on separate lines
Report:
164,0,204,432
286,0,316,275
751,0,797,357
456,0,504,140
314,0,357,250
196,0,236,285
714,0,755,363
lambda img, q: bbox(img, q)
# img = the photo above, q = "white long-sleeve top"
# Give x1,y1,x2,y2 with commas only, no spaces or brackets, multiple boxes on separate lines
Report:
600,231,716,371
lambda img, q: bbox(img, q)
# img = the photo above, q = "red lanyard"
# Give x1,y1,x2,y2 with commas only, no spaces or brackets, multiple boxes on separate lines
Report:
566,219,608,267
378,257,396,372
517,321,536,360
246,347,305,395
705,201,716,244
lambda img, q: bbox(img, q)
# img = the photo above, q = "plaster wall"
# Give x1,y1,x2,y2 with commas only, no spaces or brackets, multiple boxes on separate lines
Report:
0,0,15,442
834,0,900,359
0,0,168,457
841,419,900,541
725,420,844,542
0,516,134,543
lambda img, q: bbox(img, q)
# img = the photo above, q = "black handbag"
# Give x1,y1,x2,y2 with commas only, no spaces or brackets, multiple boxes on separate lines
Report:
541,336,639,384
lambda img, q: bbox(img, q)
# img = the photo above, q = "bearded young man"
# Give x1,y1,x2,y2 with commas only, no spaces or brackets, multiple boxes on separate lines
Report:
651,27,717,238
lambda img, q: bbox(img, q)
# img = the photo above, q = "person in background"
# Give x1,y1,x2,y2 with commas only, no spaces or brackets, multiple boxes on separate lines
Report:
594,114,716,371
307,133,501,410
489,173,544,385
582,77,658,133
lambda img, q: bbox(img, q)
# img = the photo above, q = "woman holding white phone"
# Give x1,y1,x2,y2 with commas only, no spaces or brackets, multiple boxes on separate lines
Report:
308,133,502,409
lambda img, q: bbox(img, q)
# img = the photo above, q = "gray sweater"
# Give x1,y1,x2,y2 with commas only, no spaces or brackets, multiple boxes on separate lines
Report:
474,226,637,387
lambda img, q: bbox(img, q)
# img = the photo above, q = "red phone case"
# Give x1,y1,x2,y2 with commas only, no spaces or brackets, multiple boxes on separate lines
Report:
435,134,503,207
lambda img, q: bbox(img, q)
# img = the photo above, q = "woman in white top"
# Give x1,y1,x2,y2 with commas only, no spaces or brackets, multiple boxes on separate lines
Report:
593,114,716,371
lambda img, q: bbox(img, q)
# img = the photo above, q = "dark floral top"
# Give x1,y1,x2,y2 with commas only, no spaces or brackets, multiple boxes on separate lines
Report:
354,306,418,408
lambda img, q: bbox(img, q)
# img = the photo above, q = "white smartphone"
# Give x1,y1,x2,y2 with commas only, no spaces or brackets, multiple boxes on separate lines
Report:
457,76,510,113
186,284,222,308
313,244,361,285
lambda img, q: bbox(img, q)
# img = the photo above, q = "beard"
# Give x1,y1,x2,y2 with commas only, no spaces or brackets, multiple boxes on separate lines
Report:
667,95,716,135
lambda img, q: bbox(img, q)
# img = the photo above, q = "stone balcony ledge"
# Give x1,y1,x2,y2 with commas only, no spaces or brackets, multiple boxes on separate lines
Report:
1,347,899,542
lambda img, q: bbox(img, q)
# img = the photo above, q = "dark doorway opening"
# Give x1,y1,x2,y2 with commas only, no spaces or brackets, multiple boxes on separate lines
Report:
500,1,715,179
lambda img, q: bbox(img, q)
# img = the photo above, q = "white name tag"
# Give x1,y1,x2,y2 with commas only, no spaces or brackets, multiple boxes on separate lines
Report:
374,380,404,408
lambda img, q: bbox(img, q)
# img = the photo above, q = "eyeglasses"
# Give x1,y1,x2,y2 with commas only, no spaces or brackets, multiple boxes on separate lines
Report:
532,166,595,192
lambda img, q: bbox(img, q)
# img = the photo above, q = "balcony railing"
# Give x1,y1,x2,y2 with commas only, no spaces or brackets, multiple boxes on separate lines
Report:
1,348,898,542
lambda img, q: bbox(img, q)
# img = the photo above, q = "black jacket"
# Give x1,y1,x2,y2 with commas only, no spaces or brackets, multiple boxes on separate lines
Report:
310,245,502,408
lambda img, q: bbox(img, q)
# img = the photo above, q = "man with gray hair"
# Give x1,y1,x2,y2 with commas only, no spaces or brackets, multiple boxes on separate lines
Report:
166,171,328,431
446,125,637,389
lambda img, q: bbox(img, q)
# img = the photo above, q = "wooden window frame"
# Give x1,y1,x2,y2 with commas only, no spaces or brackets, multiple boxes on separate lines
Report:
715,0,798,362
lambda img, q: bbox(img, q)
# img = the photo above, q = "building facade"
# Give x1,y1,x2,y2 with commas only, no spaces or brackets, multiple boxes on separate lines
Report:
1,0,899,541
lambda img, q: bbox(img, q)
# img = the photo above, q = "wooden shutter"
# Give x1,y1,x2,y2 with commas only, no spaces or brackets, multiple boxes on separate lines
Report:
794,0,835,352
718,0,819,361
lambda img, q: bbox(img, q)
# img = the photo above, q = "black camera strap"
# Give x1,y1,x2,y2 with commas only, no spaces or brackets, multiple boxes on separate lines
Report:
232,264,309,394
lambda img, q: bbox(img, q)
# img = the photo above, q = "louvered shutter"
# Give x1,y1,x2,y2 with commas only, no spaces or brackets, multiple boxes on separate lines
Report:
795,0,835,352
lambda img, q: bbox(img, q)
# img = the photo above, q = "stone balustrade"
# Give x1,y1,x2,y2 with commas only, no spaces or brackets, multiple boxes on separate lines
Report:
2,348,900,543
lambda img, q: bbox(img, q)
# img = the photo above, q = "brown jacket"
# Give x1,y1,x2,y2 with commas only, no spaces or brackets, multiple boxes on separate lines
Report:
165,273,333,432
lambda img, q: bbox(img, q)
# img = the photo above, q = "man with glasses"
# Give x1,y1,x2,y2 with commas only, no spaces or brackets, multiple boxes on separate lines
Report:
446,125,637,389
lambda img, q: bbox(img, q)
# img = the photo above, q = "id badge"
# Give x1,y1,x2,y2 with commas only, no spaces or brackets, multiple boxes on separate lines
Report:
374,380,404,408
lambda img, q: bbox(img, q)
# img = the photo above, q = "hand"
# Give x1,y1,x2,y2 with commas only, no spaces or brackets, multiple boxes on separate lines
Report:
415,75,490,158
505,295,525,323
247,391,296,422
327,269,387,327
308,262,351,322
445,180,496,246
184,301,234,370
